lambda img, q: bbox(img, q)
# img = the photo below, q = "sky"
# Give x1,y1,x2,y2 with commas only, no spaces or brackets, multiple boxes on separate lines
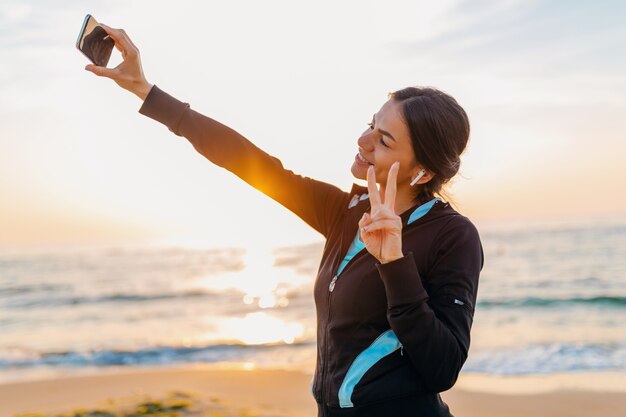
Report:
1,0,625,250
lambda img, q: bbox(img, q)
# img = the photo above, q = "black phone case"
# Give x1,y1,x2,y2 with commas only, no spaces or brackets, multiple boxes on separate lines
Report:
76,14,115,67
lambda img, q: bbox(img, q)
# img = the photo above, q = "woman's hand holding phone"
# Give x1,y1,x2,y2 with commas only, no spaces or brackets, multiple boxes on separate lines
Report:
84,23,153,101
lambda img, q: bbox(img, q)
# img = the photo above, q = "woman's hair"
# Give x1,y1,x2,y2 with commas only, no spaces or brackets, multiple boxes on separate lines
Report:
388,86,470,207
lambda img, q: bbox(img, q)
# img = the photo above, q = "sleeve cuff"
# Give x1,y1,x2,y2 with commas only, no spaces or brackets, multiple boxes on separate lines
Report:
375,251,429,307
138,84,190,136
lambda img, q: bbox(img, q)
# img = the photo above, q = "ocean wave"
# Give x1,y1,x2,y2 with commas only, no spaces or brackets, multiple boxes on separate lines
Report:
464,342,626,375
478,295,626,309
2,340,624,376
0,283,71,296
0,289,237,309
0,340,316,369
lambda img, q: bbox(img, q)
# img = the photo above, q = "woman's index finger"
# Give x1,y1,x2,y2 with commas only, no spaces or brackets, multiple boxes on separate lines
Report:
99,24,133,52
98,24,117,39
367,165,382,207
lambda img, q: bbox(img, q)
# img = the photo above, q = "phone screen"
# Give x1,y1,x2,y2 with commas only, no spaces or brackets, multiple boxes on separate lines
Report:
76,14,114,67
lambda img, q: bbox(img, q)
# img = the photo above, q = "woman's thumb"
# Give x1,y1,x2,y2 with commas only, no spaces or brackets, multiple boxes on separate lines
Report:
85,64,114,78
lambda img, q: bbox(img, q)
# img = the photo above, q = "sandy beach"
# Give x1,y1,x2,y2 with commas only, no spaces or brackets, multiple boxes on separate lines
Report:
2,364,625,417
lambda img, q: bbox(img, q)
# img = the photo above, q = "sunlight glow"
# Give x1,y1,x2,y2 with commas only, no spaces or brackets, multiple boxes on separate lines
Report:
218,312,305,345
195,245,307,309
243,362,256,370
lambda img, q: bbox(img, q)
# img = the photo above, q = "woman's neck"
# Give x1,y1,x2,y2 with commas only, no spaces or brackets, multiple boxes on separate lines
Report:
378,183,422,217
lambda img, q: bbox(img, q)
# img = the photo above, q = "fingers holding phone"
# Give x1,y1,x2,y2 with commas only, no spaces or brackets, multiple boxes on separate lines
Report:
78,14,153,100
99,24,139,60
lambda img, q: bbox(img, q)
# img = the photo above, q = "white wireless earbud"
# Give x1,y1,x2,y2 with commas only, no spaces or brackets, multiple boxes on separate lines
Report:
410,169,426,187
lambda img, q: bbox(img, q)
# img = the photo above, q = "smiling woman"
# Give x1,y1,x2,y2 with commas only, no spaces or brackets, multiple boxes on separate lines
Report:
86,22,484,417
351,87,470,218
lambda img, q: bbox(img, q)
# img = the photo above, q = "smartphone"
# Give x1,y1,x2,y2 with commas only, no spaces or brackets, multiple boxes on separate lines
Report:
76,14,115,67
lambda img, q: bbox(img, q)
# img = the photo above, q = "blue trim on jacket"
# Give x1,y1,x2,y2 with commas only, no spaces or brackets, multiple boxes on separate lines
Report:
337,196,441,407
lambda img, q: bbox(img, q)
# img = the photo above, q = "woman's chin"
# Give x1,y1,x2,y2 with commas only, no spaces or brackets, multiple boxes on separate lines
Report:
350,162,369,180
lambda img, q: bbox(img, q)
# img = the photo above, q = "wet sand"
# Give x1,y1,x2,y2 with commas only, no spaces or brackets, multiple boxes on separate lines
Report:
2,364,625,417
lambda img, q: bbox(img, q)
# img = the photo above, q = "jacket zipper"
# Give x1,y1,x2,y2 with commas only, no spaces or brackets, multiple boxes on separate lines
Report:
321,223,371,409
319,200,438,410
321,283,332,413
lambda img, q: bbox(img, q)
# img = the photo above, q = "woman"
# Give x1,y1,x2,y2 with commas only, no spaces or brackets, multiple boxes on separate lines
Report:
86,23,484,417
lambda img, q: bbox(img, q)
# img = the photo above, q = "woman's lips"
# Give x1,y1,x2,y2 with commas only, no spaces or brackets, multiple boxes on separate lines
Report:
355,152,373,166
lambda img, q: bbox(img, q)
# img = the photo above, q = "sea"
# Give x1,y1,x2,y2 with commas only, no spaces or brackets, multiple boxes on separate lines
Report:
1,215,625,385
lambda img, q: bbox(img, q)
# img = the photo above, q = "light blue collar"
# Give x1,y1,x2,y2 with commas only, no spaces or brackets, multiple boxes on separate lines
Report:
336,197,442,276
407,197,441,224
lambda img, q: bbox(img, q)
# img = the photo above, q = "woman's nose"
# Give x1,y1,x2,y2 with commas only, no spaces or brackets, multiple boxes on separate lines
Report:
357,133,373,150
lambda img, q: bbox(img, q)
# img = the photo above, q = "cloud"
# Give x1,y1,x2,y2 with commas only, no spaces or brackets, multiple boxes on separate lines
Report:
384,0,626,78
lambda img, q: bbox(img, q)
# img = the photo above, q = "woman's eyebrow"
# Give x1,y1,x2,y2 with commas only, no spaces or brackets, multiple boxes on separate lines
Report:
372,113,397,142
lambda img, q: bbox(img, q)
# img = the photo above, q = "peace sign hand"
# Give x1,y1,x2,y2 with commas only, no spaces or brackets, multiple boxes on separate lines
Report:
358,162,404,264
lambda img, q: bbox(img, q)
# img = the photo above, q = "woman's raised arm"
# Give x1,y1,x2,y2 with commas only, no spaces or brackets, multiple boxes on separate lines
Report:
85,24,350,238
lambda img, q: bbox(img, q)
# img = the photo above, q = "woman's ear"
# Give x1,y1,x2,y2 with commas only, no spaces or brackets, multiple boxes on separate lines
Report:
423,169,434,183
411,167,434,185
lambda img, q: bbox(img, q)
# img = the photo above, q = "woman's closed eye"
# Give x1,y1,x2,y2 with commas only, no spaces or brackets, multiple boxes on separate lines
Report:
367,122,390,148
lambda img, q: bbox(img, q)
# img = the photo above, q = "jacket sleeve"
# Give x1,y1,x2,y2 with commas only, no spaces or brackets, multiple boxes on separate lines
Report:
138,84,350,239
374,215,484,393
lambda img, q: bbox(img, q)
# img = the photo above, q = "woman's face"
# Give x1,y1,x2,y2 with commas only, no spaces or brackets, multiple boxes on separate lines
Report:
351,99,421,188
